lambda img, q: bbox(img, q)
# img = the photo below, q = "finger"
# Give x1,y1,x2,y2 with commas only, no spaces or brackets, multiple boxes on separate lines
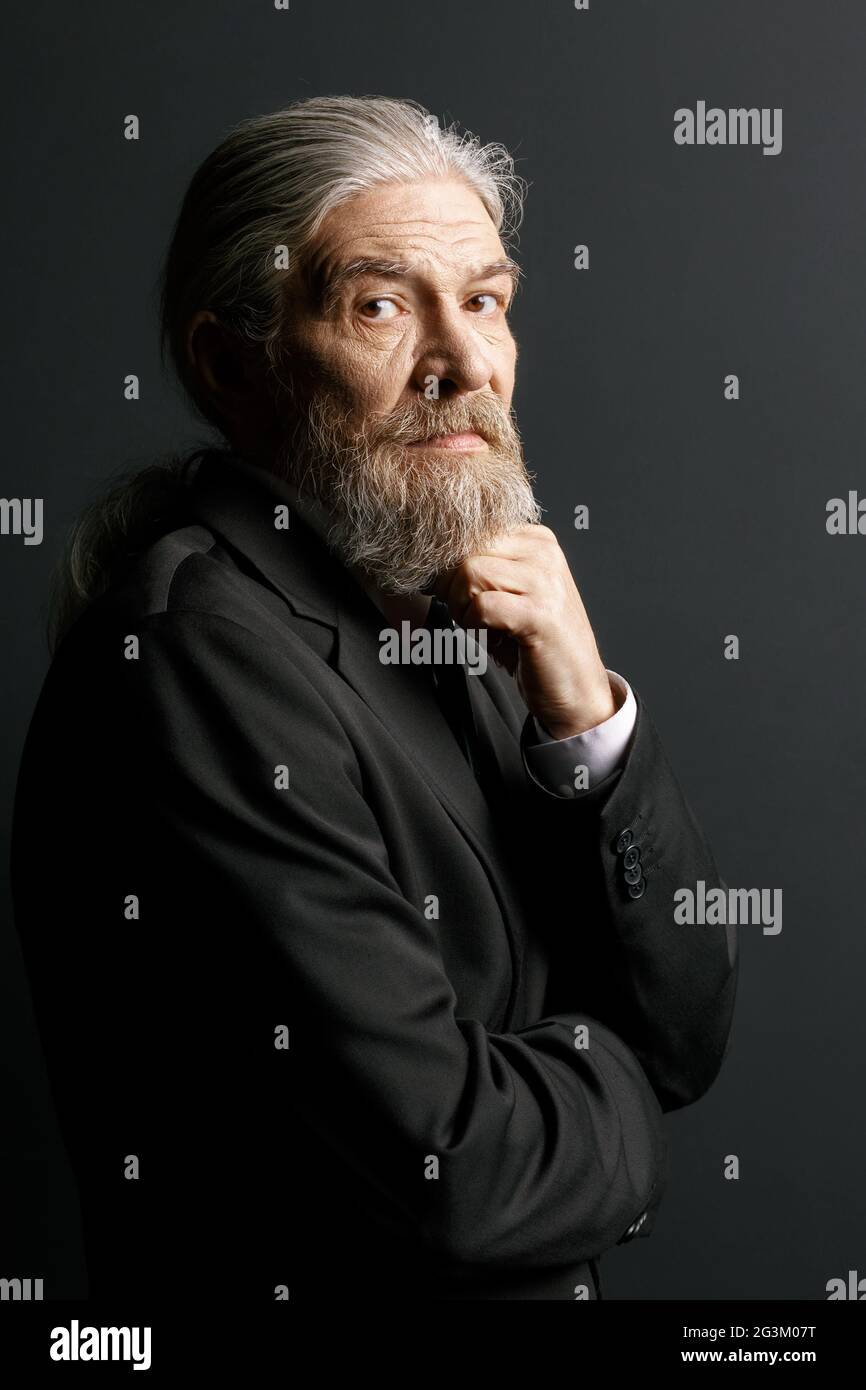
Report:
435,556,534,614
456,588,537,641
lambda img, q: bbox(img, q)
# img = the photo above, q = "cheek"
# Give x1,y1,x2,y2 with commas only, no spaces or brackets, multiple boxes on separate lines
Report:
328,329,417,409
492,336,517,395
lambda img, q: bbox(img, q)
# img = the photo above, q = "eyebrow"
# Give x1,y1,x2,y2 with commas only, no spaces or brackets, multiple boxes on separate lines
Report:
315,256,523,315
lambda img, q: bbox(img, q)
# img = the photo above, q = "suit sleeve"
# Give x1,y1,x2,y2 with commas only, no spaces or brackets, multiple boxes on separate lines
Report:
126,608,668,1272
518,686,739,1116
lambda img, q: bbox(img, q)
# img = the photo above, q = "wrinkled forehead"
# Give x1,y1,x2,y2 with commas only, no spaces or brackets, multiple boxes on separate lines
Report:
300,178,512,305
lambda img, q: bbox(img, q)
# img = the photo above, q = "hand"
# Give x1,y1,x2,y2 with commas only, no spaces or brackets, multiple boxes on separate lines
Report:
433,525,617,739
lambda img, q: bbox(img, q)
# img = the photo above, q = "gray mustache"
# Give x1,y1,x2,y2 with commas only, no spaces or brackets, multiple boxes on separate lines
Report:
368,404,515,446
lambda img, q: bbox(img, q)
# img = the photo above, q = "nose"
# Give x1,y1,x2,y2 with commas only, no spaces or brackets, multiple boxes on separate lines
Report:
410,301,494,397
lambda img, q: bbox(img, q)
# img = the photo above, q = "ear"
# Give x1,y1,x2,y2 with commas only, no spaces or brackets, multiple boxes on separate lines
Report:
185,310,261,427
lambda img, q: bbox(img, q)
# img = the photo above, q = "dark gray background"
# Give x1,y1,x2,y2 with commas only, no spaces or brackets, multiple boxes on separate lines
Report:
3,0,863,1299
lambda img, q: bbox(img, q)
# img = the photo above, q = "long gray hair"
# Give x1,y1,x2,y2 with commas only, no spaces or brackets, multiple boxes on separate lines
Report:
47,95,527,654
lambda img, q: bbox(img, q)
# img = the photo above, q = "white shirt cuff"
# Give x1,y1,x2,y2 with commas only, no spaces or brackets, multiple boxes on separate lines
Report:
522,671,637,798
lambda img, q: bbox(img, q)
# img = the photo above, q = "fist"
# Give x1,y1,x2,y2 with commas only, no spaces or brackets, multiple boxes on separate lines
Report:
433,525,618,739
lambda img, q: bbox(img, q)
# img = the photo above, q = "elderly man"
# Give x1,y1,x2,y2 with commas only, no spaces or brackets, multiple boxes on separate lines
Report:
12,95,737,1302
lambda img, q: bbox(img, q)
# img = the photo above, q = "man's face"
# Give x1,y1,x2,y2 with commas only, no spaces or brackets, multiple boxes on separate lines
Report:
270,176,541,594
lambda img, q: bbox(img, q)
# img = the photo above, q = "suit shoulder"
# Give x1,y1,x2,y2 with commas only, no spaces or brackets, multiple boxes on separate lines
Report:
65,520,297,648
113,522,245,621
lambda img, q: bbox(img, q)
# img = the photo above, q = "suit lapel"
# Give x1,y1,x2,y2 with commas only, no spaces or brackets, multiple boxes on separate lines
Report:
332,573,512,832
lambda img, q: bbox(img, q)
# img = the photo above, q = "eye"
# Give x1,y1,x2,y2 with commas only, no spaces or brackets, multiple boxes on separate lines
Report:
358,298,401,320
464,293,505,318
466,293,502,317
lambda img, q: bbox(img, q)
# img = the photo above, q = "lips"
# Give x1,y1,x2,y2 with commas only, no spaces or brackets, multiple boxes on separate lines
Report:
407,431,488,450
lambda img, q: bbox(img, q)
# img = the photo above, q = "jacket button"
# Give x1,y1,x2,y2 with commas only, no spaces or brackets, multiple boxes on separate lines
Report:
627,877,646,899
615,828,633,854
624,863,643,885
623,844,640,870
620,1210,648,1242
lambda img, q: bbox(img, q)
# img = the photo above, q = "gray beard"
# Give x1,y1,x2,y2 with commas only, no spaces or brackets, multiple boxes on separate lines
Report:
272,388,542,595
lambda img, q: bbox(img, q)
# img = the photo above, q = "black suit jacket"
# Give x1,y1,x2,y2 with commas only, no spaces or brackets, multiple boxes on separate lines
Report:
11,450,738,1302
